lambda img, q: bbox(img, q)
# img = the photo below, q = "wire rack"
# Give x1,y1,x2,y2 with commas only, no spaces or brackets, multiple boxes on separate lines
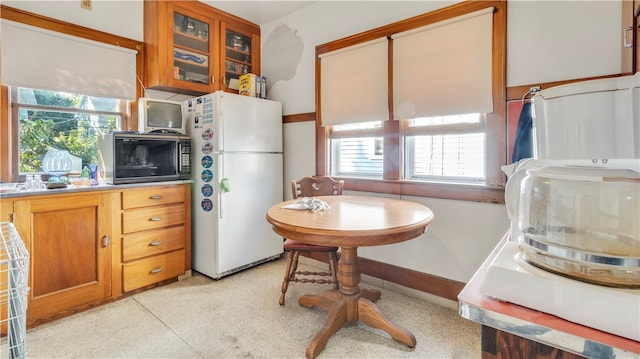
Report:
0,222,29,359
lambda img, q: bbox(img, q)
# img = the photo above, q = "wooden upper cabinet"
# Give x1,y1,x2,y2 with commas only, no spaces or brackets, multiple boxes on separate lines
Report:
144,0,219,95
221,20,261,91
143,0,260,96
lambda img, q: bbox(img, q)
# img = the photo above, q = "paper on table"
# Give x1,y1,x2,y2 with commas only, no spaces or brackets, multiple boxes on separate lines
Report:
282,197,331,212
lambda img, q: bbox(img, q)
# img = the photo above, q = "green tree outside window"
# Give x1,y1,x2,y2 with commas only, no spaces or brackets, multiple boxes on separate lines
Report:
17,88,120,174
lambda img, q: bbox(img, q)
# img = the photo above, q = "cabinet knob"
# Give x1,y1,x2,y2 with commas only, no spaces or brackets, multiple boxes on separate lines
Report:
149,217,161,221
149,195,162,199
150,267,163,274
103,234,110,247
149,241,162,246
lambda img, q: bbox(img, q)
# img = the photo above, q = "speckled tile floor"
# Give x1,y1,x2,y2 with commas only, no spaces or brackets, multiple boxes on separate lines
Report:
25,257,480,358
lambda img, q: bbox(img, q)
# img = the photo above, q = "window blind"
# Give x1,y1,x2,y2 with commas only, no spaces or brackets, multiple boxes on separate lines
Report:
319,38,388,127
1,20,137,100
392,7,494,120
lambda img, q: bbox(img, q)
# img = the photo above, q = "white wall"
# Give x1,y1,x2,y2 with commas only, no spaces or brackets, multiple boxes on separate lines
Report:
4,0,623,284
282,121,316,198
357,195,509,282
260,1,622,283
3,0,143,41
507,1,620,86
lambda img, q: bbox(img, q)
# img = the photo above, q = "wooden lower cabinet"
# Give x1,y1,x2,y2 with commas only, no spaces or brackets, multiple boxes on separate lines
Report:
0,197,13,222
13,191,118,326
122,249,186,292
2,182,191,327
119,184,191,293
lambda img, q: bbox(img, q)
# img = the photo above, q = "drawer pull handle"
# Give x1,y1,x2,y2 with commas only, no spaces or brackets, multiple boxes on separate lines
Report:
149,217,161,221
149,241,162,246
150,267,163,274
150,195,162,199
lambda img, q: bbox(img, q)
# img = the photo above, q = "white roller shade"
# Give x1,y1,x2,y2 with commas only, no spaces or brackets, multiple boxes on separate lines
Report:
1,20,137,100
320,38,388,127
392,7,494,120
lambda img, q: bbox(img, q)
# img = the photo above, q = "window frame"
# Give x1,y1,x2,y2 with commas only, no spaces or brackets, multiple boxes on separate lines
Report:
329,123,384,178
403,113,486,183
315,0,507,204
0,5,143,183
12,87,127,176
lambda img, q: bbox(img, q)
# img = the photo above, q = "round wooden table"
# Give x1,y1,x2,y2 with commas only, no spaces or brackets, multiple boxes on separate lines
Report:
266,195,434,358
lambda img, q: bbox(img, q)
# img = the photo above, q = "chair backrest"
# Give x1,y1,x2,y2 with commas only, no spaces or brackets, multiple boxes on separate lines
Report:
291,176,344,199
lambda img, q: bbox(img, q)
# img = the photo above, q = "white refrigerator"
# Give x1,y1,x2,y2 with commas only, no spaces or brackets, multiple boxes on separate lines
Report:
185,91,284,279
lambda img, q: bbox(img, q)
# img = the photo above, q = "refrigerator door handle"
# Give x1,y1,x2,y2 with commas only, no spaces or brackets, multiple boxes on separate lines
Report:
218,155,225,220
218,113,224,152
217,179,230,220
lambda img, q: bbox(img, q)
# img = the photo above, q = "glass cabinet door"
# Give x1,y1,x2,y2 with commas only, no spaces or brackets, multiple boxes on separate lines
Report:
224,29,252,89
173,12,211,86
144,1,259,95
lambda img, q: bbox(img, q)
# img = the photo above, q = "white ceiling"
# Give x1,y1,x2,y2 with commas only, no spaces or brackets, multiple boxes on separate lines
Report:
200,1,317,25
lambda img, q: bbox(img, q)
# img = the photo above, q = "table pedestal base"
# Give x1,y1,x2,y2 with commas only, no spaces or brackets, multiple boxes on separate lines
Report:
297,248,416,358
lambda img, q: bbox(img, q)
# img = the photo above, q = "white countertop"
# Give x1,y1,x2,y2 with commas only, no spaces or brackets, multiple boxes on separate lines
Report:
458,233,640,357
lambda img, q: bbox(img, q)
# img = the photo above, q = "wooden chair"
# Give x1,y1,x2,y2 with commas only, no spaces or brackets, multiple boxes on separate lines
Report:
279,176,343,305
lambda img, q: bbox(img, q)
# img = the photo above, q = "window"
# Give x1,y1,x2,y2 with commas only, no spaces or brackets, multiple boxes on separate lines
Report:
330,121,383,178
15,88,123,174
404,114,485,183
0,7,141,182
317,1,506,203
329,114,488,184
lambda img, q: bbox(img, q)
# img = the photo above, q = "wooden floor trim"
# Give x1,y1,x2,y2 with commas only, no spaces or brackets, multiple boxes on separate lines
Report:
303,252,465,302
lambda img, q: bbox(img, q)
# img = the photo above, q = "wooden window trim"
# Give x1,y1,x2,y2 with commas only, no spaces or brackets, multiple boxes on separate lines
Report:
0,5,143,182
505,74,624,102
315,0,507,204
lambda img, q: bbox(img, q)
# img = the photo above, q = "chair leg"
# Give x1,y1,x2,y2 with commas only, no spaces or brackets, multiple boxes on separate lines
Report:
279,250,300,305
328,251,339,290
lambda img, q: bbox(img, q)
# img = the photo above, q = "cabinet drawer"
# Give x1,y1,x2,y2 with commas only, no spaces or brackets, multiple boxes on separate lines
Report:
122,186,185,209
122,226,185,262
123,250,185,292
123,204,185,233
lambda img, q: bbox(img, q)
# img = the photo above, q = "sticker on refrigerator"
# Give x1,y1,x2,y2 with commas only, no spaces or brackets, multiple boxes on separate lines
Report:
201,128,213,140
201,183,213,197
201,198,213,212
194,97,214,125
201,169,213,182
202,142,213,154
201,155,213,168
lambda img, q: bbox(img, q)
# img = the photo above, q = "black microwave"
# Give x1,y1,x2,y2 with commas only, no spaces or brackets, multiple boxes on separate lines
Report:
98,132,191,184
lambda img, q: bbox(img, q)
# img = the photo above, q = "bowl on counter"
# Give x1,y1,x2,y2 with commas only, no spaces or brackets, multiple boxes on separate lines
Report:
68,177,94,188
